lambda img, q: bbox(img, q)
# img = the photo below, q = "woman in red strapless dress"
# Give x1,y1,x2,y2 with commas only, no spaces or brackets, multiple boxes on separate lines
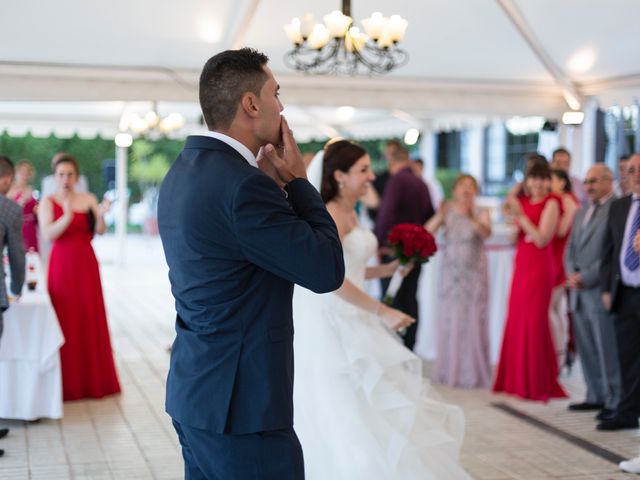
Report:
39,154,120,401
493,162,567,401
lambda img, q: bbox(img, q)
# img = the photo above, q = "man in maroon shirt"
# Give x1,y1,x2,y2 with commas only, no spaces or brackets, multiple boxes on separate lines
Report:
376,140,434,350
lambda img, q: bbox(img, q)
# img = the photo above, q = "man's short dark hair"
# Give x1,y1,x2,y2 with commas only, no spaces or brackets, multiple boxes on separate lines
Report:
413,158,424,166
385,139,409,162
552,147,571,159
0,155,15,178
199,48,269,130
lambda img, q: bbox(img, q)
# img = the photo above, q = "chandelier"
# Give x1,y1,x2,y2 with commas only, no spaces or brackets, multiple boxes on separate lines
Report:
121,101,186,136
283,0,408,75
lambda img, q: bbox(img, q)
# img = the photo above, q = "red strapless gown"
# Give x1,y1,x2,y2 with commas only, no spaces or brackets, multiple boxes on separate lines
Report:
551,192,578,286
493,195,567,401
13,191,39,252
48,199,121,401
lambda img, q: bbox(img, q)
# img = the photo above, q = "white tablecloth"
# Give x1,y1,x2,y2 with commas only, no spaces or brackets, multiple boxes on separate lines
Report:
414,226,515,365
0,289,64,420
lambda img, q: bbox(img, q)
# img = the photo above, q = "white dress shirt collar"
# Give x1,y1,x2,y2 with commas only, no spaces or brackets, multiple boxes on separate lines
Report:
582,191,615,228
597,191,615,206
198,131,258,168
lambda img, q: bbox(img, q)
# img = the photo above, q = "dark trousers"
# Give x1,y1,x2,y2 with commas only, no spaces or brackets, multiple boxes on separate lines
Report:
612,285,640,422
381,260,422,350
172,420,305,480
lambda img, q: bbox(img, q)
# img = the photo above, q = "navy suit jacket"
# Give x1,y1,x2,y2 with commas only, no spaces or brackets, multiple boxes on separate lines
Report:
158,136,344,435
600,194,633,312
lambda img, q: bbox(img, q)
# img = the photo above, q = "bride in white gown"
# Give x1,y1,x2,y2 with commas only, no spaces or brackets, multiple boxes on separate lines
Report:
293,140,472,480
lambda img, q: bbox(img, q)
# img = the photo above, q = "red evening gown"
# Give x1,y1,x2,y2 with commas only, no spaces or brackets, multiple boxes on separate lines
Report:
48,199,121,401
12,191,39,251
493,195,567,401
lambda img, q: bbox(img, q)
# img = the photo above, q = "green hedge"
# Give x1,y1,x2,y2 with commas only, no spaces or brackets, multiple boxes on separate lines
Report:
0,132,422,200
0,132,183,202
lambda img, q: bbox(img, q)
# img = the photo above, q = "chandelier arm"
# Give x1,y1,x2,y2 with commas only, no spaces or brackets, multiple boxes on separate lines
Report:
355,44,409,73
285,40,343,73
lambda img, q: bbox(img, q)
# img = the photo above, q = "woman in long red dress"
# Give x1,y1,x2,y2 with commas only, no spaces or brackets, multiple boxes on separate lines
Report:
493,162,567,401
39,154,121,401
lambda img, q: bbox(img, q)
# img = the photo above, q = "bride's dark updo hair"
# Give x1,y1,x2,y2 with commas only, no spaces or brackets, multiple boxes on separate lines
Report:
321,140,367,203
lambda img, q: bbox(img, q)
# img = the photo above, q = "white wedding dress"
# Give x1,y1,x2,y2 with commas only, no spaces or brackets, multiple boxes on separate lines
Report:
293,226,472,480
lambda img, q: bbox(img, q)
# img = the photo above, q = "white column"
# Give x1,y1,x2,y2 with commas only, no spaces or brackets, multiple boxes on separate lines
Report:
486,121,506,183
114,134,132,266
559,123,584,178
462,126,485,184
418,128,437,179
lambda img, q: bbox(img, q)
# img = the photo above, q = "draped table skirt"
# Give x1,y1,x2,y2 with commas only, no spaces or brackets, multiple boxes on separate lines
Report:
0,289,64,420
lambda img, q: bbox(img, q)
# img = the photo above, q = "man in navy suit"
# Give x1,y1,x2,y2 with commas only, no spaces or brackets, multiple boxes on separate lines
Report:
599,153,640,431
158,48,345,479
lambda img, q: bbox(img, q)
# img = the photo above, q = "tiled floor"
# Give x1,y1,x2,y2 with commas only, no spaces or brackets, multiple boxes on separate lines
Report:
1,234,638,479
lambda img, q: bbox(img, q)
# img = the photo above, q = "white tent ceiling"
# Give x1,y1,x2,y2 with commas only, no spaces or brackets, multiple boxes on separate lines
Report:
1,0,639,139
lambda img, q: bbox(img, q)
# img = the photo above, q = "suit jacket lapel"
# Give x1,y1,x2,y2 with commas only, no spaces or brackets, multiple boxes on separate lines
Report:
614,195,633,249
577,197,612,249
578,211,599,248
572,208,588,247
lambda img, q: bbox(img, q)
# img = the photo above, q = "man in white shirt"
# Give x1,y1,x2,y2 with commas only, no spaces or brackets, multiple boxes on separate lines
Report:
565,165,621,419
598,153,640,431
552,148,587,206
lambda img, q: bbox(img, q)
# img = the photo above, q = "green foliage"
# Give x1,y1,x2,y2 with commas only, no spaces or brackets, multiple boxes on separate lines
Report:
435,168,461,199
0,131,183,202
298,137,416,175
0,131,113,198
129,140,171,189
131,153,170,184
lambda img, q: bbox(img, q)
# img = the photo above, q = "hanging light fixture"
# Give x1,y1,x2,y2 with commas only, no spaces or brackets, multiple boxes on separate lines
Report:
120,101,186,136
283,0,408,75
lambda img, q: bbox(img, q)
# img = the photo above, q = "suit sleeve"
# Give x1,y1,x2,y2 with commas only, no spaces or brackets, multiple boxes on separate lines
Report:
375,176,401,245
7,209,25,295
563,214,579,277
233,174,344,293
599,208,615,294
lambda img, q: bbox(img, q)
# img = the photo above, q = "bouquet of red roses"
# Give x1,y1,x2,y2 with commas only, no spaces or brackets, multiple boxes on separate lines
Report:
383,223,438,305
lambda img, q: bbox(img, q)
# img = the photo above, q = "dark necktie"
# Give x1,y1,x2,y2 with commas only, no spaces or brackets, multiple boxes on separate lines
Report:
588,202,601,225
623,198,640,271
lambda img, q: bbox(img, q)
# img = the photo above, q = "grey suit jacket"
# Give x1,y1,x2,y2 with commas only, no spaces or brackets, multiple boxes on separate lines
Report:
564,194,616,311
0,195,25,310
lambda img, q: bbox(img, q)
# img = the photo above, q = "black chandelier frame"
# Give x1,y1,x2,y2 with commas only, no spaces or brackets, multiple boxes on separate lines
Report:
284,0,409,76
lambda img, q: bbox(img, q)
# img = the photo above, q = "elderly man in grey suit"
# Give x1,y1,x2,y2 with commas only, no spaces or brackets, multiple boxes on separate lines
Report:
0,155,26,458
564,164,621,420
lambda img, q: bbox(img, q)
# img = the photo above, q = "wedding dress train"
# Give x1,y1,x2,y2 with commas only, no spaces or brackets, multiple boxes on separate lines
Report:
293,226,471,479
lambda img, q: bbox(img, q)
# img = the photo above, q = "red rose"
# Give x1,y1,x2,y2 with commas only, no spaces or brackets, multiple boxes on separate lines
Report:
387,223,437,264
